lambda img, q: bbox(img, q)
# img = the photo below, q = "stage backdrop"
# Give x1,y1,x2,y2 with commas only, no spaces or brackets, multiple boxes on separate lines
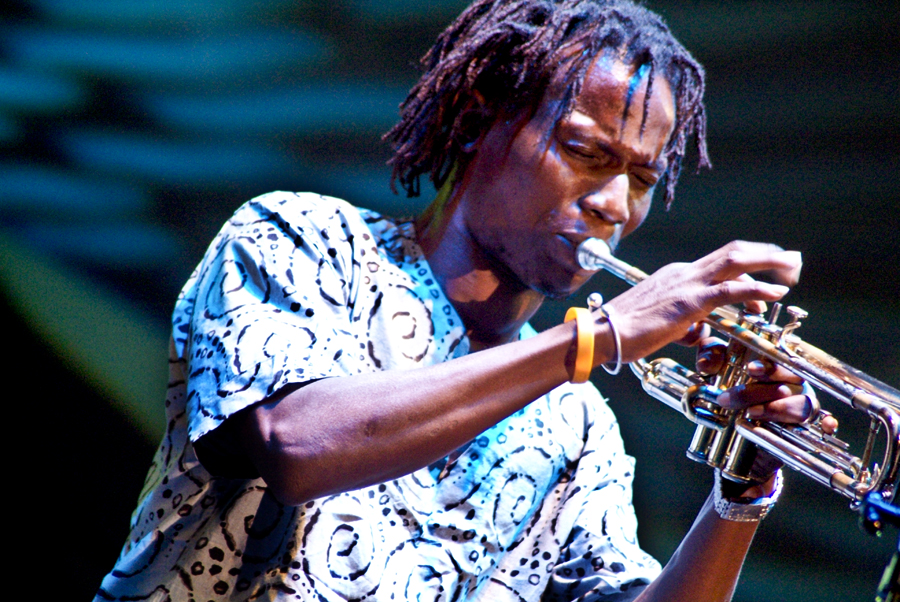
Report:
1,1,897,600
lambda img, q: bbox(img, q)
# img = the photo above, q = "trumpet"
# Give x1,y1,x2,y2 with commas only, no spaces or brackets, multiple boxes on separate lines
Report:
576,238,900,508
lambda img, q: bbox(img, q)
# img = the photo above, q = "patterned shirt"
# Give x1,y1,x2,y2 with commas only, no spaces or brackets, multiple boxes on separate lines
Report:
96,192,661,602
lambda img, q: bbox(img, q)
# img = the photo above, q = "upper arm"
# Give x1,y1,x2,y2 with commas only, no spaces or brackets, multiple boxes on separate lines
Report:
183,194,365,467
193,380,312,480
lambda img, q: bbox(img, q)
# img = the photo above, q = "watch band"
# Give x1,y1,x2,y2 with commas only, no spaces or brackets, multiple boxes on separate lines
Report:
713,469,783,522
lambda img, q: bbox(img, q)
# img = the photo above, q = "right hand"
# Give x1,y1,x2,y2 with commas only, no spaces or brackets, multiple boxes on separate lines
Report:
599,240,802,364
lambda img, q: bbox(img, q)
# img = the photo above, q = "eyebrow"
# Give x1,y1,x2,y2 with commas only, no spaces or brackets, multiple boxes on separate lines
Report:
568,124,666,172
603,139,666,173
639,157,668,174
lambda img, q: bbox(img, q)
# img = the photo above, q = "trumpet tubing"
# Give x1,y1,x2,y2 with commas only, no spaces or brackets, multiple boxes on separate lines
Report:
577,238,900,505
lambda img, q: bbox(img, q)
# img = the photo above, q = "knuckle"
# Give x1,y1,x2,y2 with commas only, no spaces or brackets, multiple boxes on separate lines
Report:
761,399,785,414
724,250,743,267
710,280,738,302
717,385,744,409
657,261,688,278
758,358,776,373
722,240,751,257
777,383,804,397
673,294,702,317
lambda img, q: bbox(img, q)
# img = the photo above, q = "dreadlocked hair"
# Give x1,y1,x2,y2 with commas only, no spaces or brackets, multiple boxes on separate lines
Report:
384,0,709,209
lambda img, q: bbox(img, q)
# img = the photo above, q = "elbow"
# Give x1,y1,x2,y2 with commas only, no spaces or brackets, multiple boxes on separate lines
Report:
237,388,370,505
253,452,329,507
238,405,332,506
259,467,317,507
251,432,334,507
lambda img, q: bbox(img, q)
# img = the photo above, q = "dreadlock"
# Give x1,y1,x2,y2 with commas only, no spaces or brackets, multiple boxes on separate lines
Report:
384,0,709,209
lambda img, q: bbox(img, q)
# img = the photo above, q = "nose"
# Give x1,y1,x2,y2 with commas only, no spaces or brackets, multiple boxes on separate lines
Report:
578,173,630,226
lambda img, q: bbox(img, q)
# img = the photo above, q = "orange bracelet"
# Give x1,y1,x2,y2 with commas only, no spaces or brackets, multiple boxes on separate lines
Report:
564,307,594,383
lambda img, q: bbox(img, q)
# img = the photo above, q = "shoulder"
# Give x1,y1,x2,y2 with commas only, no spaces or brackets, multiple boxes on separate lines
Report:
227,191,378,242
172,193,383,346
196,191,393,279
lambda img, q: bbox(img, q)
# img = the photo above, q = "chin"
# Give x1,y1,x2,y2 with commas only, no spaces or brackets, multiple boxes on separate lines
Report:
534,271,592,300
542,289,577,301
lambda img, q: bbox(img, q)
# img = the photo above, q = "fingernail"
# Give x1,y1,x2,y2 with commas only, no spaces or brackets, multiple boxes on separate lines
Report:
717,391,731,407
767,284,790,296
747,406,764,418
747,360,767,376
780,383,803,396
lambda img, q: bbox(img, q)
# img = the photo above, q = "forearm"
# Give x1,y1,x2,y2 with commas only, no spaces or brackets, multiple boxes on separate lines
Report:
239,319,599,505
634,493,759,602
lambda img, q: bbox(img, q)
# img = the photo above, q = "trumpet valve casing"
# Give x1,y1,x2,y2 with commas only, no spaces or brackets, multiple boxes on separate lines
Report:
686,309,783,484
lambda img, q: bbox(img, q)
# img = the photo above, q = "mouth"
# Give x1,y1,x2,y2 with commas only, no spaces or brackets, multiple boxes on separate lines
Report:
555,233,581,255
556,233,598,274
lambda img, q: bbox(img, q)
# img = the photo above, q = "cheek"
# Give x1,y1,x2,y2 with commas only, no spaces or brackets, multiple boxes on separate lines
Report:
533,145,585,205
622,192,653,238
505,147,575,225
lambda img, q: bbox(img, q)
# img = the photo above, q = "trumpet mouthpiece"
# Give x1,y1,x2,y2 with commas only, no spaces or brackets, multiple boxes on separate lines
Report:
576,238,649,285
576,238,612,271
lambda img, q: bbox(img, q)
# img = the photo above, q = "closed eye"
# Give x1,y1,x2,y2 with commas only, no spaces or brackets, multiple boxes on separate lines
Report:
630,169,661,189
561,141,619,170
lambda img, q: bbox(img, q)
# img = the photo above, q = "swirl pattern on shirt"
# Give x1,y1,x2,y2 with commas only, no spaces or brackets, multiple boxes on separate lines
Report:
95,192,660,602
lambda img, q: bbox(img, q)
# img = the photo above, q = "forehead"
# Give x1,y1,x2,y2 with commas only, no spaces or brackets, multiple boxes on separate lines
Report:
533,51,676,160
574,53,674,136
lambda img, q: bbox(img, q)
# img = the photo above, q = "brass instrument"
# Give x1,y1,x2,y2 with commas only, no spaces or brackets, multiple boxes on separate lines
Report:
576,238,900,507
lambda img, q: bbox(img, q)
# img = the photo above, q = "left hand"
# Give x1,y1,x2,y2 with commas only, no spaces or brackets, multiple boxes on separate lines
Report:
695,336,836,433
695,337,838,498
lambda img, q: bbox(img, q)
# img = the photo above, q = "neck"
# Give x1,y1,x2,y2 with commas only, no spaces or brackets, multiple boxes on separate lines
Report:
415,173,545,351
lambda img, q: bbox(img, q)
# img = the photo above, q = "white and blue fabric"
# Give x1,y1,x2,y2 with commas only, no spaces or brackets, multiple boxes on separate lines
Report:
96,192,661,602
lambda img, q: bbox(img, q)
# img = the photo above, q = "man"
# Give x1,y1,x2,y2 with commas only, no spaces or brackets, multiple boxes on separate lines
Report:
96,1,818,600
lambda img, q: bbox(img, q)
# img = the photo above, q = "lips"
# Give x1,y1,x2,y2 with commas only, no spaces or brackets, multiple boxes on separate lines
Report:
558,231,593,247
555,233,593,271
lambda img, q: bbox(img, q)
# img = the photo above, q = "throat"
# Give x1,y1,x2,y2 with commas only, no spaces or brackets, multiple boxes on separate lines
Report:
415,176,544,349
452,282,544,351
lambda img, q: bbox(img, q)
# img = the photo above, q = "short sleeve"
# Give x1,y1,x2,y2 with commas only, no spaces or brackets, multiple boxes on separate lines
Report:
543,400,661,601
180,192,375,442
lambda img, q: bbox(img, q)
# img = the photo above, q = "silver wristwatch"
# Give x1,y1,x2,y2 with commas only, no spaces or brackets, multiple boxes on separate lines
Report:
713,469,783,522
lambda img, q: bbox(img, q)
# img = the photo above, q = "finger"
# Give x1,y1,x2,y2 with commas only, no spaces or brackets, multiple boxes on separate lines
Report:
744,300,767,314
744,395,838,435
821,415,839,435
746,360,804,384
733,274,767,314
676,322,711,347
703,279,790,310
717,382,803,410
696,336,726,375
697,242,803,286
744,393,811,422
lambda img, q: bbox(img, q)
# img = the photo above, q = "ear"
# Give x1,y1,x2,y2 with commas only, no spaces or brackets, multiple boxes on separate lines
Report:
455,90,494,153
